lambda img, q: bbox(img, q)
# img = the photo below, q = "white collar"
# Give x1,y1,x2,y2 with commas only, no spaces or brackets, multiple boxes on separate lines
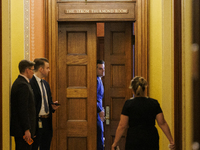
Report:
19,74,30,83
34,74,42,82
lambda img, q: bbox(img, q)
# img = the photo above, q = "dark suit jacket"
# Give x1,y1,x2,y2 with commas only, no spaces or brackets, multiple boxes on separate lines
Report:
30,76,55,133
10,75,36,138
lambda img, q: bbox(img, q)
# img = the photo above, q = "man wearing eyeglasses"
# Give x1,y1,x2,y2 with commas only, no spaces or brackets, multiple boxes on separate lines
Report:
10,60,36,150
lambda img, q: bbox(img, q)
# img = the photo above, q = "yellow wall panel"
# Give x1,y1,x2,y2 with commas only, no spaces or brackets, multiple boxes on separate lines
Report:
182,0,192,149
149,0,163,148
2,0,11,149
149,0,162,101
160,1,174,149
149,0,193,149
11,0,24,81
149,0,175,149
10,0,24,149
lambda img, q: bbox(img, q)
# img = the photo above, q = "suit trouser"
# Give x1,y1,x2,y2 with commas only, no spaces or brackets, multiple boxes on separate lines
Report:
32,117,52,150
97,125,104,150
14,137,32,150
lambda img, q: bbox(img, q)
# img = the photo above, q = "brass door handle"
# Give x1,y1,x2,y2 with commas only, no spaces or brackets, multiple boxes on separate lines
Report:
105,106,110,125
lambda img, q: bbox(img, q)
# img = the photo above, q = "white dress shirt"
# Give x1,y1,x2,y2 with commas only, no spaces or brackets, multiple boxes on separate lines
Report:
34,74,49,115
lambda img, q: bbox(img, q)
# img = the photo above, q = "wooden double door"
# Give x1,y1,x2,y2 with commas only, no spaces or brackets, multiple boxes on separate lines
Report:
57,22,133,150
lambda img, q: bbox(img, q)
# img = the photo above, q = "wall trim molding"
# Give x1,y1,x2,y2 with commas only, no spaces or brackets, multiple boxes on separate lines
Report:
181,0,192,149
161,0,174,149
174,0,182,149
0,0,2,148
24,0,30,60
2,0,11,149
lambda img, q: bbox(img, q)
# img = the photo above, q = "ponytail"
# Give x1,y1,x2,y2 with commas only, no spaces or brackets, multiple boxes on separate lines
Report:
130,76,147,96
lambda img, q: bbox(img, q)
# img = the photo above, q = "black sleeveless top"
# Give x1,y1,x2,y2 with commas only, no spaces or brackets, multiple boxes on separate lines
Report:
121,97,162,150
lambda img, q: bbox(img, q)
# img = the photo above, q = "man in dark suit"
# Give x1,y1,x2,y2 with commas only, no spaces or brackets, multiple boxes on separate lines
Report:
97,60,105,150
30,58,59,150
10,60,36,150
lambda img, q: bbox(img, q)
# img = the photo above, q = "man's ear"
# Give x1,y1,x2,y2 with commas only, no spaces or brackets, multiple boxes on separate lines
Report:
24,68,29,75
38,66,43,72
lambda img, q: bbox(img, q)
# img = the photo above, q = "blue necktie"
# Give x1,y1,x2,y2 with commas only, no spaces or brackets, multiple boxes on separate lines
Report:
40,80,49,113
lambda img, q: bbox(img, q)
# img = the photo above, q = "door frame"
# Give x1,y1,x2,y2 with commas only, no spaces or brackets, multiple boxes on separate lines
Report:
45,0,148,149
0,0,2,148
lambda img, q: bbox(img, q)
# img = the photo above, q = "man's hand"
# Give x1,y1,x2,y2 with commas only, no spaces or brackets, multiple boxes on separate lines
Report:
99,110,105,122
23,130,31,143
51,101,60,110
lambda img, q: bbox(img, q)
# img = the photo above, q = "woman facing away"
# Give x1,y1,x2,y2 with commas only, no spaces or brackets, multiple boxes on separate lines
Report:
111,76,175,150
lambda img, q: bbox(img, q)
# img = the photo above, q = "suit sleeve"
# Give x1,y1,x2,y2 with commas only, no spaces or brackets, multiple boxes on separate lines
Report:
17,84,31,132
49,86,55,113
30,81,38,107
97,79,102,113
97,100,102,113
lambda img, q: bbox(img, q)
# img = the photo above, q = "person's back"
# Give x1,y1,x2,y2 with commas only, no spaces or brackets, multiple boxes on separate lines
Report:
10,76,36,137
10,60,36,150
122,97,162,149
126,97,161,127
112,76,175,150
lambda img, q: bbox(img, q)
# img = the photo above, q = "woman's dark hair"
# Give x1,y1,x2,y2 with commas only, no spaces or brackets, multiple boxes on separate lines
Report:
129,76,147,96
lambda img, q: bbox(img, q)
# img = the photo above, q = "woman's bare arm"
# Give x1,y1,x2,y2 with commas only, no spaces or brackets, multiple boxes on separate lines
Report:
112,115,129,150
156,113,175,149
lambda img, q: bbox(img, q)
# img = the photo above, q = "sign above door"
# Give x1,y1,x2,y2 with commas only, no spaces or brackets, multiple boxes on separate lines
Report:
58,2,136,21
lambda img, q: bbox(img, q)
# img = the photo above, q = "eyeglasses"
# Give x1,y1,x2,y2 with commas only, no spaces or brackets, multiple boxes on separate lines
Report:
29,68,35,71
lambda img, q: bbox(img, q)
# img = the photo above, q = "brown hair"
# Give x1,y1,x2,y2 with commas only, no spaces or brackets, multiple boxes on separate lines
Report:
18,60,35,73
129,76,147,96
97,60,105,68
33,58,49,71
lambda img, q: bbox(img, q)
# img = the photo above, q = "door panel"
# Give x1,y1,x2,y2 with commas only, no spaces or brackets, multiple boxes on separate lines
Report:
104,22,132,150
58,23,97,150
